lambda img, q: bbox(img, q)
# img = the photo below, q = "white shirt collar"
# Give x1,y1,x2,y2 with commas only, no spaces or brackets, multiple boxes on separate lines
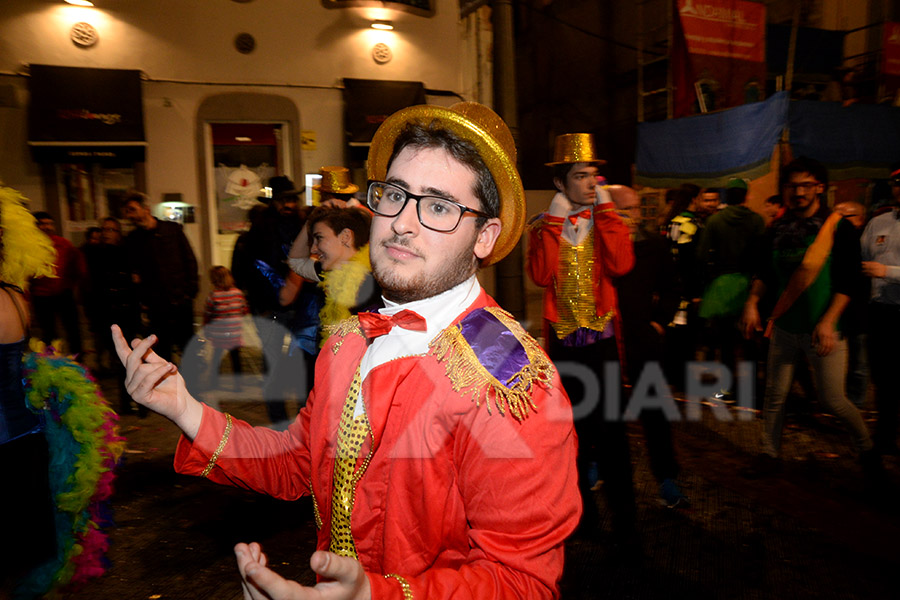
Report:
359,274,480,370
562,205,592,245
355,274,482,416
379,274,480,333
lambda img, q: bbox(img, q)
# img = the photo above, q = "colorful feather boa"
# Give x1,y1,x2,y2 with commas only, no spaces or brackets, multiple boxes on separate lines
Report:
16,343,125,598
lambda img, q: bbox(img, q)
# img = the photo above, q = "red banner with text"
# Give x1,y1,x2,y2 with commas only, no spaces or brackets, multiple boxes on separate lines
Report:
883,22,900,76
884,22,900,101
676,0,766,113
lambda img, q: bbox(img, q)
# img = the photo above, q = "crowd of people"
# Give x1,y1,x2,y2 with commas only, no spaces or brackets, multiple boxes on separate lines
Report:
651,158,899,482
18,194,199,416
4,99,899,598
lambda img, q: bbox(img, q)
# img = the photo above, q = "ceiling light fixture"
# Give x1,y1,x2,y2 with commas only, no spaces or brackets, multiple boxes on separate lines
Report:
371,20,394,31
65,0,95,6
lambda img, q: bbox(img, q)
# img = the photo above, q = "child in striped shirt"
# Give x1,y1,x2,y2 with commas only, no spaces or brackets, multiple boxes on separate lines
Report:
203,266,248,389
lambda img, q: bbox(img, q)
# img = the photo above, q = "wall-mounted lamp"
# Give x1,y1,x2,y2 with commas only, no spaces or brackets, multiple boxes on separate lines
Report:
65,0,95,6
371,20,394,31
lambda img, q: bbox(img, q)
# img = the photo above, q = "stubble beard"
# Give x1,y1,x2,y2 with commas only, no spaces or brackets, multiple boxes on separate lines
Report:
789,195,815,216
372,233,478,304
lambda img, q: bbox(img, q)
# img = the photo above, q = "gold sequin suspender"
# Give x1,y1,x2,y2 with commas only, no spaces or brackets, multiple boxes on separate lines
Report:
329,367,374,558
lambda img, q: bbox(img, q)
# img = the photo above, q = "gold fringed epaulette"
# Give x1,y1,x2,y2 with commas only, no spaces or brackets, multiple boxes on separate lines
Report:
526,212,556,232
323,316,364,354
429,306,554,421
526,212,546,227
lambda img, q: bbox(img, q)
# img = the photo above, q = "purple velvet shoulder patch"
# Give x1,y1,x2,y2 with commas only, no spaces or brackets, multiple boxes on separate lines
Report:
458,308,528,387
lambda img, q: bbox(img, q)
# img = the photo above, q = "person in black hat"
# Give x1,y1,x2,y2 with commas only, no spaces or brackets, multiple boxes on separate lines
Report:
237,175,306,426
238,175,304,315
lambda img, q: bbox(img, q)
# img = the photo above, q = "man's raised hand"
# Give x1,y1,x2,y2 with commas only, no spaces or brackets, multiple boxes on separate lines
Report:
111,325,203,439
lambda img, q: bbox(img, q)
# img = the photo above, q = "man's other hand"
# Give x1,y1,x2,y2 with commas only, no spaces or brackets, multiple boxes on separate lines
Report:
236,543,371,600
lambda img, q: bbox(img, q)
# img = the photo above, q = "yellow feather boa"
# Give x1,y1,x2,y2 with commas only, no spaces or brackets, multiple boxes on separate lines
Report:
318,246,371,346
0,184,55,289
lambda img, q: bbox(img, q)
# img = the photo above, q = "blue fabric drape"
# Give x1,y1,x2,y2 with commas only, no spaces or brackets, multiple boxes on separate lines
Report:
789,100,900,178
635,92,789,187
635,91,900,187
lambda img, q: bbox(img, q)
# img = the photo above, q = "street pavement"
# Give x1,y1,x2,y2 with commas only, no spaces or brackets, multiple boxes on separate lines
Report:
56,366,900,600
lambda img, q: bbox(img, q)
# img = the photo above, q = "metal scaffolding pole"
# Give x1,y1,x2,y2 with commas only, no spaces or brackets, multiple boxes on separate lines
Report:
491,0,525,320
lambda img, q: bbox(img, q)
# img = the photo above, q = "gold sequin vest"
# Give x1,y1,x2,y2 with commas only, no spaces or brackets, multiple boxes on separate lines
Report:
554,232,610,338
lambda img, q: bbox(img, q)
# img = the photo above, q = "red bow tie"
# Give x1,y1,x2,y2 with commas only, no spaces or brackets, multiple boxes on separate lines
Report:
358,309,427,339
568,209,592,225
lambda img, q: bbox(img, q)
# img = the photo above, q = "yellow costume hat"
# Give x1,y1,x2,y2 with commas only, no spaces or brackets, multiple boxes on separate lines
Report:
545,133,607,166
367,102,525,267
0,185,55,289
313,166,359,195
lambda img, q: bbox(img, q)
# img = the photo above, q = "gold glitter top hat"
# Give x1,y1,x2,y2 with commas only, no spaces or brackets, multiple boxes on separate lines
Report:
545,133,607,166
367,102,525,267
313,166,359,195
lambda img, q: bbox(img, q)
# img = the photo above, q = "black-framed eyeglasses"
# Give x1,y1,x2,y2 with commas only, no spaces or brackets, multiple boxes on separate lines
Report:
783,182,820,192
367,181,489,233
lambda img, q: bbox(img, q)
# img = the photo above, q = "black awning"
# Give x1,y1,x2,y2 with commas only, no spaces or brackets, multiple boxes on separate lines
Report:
27,64,146,163
343,78,426,145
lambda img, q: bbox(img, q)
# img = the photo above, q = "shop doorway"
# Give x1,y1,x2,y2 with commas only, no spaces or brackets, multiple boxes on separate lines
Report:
203,121,292,268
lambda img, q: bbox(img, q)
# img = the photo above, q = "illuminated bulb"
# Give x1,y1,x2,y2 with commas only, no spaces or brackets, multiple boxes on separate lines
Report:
65,0,95,6
371,20,394,31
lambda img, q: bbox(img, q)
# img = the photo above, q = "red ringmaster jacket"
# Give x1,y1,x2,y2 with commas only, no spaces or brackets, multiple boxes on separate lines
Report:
527,204,635,339
174,290,581,599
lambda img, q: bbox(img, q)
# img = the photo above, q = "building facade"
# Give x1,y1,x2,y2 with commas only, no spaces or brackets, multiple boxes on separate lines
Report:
0,0,491,289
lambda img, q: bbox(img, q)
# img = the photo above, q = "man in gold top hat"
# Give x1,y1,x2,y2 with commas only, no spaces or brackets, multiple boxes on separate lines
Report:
287,166,363,282
527,133,636,540
315,165,360,203
112,103,580,599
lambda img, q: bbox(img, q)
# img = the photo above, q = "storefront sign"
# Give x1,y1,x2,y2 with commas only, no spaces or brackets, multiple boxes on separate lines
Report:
343,78,425,144
28,64,145,162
